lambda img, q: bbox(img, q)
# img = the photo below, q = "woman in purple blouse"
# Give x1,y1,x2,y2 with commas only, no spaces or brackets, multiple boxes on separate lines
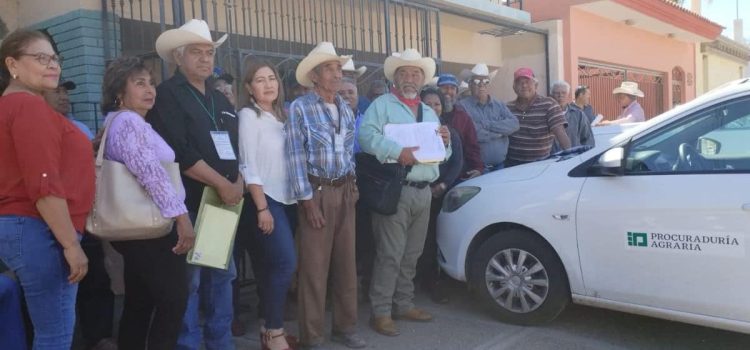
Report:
101,56,195,349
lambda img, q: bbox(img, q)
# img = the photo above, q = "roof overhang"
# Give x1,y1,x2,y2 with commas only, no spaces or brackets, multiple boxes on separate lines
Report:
575,0,723,43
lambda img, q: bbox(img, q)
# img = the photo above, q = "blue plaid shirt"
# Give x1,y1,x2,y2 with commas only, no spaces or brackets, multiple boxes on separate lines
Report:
285,92,356,200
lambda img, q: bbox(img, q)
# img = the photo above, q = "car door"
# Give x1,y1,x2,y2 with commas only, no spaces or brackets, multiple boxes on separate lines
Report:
576,96,750,322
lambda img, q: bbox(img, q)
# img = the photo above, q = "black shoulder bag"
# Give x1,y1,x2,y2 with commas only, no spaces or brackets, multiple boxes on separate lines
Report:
355,105,422,215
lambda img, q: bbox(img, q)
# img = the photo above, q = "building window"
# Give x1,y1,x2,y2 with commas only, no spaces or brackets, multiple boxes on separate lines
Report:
672,66,685,107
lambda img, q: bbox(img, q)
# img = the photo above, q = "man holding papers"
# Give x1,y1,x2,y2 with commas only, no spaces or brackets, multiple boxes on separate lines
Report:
358,48,451,337
149,19,243,350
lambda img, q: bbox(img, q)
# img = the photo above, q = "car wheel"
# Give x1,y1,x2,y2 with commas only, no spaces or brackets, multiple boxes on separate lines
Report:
470,229,570,325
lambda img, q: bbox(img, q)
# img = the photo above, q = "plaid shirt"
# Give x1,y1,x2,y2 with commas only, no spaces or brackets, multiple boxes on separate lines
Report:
285,92,356,200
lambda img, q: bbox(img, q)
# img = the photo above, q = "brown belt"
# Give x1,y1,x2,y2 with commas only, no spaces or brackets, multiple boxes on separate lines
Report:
308,173,356,188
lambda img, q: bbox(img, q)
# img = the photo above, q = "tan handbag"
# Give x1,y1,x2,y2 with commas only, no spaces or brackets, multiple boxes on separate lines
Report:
86,111,185,241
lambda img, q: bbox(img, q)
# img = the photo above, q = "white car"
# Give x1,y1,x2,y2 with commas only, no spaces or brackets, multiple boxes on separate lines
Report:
437,78,750,334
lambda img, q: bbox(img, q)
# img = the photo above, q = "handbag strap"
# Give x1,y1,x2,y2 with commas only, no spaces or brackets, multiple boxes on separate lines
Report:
94,110,128,167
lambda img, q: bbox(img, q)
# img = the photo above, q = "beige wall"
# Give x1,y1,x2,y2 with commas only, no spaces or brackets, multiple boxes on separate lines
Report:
17,0,98,28
701,51,747,94
0,0,19,36
494,32,547,102
440,13,504,67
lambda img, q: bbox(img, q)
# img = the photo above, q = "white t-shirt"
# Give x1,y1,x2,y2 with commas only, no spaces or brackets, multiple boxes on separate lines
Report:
325,102,339,128
237,106,295,205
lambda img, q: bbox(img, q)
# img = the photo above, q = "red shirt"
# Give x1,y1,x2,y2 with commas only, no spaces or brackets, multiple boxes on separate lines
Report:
446,105,484,174
0,92,95,232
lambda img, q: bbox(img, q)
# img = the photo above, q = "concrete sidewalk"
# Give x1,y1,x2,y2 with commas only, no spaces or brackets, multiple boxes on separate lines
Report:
233,280,750,350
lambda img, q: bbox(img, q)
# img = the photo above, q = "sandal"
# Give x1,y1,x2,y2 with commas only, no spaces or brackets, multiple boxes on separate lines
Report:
261,329,297,350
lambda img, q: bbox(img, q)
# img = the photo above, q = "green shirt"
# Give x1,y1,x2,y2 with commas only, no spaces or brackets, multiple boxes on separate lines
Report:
358,94,451,182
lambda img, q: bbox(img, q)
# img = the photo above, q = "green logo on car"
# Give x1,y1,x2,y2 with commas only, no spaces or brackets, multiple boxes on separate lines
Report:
627,232,648,247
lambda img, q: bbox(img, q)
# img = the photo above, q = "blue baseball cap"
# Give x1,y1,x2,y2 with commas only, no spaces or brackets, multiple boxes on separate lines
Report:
437,73,459,88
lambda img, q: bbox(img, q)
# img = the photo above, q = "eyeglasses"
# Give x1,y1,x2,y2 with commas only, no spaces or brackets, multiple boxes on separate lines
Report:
20,53,63,66
472,78,491,86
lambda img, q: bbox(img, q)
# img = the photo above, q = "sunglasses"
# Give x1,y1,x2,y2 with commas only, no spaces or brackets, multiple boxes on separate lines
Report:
472,78,491,86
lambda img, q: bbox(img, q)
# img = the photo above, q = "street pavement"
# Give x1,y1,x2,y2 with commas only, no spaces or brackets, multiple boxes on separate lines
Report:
234,280,750,350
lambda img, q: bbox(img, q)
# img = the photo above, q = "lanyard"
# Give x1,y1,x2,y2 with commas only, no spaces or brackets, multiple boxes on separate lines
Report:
186,87,219,130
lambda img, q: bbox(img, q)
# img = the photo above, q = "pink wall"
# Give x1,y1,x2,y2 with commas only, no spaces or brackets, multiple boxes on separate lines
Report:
568,8,696,106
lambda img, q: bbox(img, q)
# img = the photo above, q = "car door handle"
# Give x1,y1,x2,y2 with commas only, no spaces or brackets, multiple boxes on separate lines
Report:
742,203,750,211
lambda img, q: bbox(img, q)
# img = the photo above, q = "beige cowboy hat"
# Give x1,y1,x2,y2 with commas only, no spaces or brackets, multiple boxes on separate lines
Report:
470,63,498,80
295,42,351,88
383,48,436,85
612,81,644,97
343,58,367,78
155,19,228,63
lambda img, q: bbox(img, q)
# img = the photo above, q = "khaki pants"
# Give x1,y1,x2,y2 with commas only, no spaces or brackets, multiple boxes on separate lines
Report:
369,185,431,316
297,179,359,345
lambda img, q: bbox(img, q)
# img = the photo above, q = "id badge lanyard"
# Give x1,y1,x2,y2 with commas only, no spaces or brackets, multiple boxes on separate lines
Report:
187,87,236,160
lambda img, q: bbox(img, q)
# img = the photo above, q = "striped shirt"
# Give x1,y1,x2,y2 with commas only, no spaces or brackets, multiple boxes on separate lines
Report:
285,92,356,201
506,94,567,162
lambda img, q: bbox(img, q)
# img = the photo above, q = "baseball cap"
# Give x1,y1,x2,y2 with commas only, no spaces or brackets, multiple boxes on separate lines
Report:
437,73,459,88
513,67,536,81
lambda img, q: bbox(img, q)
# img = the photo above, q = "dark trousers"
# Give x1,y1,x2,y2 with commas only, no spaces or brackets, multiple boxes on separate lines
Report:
355,200,375,287
416,196,443,285
77,234,114,349
111,232,188,350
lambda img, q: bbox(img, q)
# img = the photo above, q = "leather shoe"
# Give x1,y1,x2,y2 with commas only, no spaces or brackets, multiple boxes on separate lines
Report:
370,316,400,336
394,308,433,322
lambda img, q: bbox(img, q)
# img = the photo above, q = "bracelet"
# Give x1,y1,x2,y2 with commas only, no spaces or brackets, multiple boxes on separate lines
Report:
257,206,269,213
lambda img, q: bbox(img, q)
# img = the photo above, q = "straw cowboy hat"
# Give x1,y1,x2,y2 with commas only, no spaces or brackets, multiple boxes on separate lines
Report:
295,42,351,88
343,58,367,78
155,19,227,63
612,81,644,97
470,63,498,80
383,48,436,85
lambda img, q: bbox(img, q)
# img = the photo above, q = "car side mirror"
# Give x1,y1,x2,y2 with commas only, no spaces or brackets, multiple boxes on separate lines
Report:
697,137,721,156
591,147,625,176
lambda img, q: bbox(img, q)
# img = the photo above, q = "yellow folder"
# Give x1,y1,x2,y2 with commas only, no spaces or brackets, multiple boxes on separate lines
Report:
186,187,244,270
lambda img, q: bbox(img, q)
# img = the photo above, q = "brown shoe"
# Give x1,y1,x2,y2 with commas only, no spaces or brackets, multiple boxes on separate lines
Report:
394,308,433,322
369,316,400,336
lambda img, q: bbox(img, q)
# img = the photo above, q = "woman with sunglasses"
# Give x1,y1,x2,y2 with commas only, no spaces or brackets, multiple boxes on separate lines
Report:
0,29,95,349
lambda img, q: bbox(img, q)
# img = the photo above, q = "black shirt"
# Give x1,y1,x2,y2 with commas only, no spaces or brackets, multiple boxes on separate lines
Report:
149,69,239,212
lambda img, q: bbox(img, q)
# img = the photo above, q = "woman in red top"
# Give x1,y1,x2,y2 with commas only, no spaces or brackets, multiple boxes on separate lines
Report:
0,29,95,349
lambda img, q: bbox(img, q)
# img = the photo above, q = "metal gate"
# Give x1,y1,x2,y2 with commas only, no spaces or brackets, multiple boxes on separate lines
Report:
103,0,441,93
578,61,665,121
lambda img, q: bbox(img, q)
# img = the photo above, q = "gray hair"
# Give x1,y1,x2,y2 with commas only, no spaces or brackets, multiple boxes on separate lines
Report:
341,77,358,89
550,80,571,93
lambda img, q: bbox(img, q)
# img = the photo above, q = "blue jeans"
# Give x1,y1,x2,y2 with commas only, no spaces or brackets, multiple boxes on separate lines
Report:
0,215,78,350
177,213,238,350
253,197,297,329
0,274,27,350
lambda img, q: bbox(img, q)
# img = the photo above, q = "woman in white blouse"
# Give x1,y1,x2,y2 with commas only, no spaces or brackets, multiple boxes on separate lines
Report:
238,59,296,350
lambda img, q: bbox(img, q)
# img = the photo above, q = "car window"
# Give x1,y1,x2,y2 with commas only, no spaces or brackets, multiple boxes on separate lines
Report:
624,97,750,174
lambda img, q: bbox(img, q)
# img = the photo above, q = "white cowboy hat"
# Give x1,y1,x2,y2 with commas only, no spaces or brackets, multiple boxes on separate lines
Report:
612,81,644,97
343,58,367,78
295,42,351,88
383,48,436,85
470,63,498,80
155,19,227,63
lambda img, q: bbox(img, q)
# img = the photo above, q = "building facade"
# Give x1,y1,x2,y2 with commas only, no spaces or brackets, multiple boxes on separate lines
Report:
0,0,548,130
522,0,722,121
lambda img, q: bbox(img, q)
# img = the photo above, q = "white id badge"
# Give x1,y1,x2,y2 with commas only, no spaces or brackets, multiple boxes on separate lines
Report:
334,132,345,153
210,131,237,160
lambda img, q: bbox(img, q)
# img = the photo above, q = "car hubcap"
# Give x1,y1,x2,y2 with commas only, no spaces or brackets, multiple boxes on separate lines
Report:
485,248,549,313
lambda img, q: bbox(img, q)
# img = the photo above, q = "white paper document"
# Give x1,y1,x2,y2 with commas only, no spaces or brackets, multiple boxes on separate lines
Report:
384,122,446,163
591,114,604,127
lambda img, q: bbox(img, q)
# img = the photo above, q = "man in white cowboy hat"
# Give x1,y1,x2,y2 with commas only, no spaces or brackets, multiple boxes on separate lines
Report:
506,67,571,167
286,42,366,350
342,58,372,116
358,48,451,337
598,81,645,125
458,63,519,173
147,19,244,350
